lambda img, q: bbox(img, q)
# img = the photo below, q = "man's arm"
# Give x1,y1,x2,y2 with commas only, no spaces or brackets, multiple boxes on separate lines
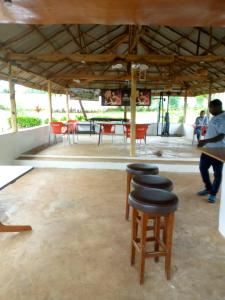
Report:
198,134,225,147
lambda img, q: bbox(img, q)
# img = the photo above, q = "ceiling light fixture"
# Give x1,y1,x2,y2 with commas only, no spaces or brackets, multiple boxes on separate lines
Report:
111,63,124,70
73,79,81,83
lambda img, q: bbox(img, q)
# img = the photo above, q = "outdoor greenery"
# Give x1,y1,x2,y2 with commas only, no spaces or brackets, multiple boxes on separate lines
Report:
11,116,42,128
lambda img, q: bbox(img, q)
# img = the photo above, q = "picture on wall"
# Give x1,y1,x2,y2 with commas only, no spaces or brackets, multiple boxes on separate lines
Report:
101,89,151,106
136,89,151,106
101,89,122,106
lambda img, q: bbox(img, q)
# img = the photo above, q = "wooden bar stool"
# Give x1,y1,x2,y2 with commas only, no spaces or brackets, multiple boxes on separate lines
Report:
132,174,173,192
128,188,179,284
132,174,173,243
125,163,159,220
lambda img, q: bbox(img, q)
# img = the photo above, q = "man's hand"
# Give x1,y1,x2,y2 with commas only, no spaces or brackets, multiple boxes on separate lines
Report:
198,140,207,147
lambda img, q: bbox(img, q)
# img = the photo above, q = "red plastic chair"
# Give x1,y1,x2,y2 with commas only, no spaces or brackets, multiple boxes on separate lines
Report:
192,125,208,145
49,122,67,144
67,120,78,143
123,124,148,144
98,124,116,145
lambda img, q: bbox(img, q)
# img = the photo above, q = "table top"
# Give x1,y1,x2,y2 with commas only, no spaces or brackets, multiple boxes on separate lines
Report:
0,166,33,190
199,147,225,163
89,117,129,122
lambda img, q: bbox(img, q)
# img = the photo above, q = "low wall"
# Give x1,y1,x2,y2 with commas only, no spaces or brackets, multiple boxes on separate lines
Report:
0,125,49,165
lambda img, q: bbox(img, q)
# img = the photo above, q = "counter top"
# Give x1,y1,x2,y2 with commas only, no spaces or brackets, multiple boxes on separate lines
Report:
199,147,225,163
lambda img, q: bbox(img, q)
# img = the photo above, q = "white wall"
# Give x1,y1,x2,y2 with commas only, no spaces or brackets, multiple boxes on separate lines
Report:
183,123,194,140
0,125,49,165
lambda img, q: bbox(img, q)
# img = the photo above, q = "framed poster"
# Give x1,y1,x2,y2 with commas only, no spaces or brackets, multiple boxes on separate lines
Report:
101,89,122,106
136,89,151,106
101,89,151,106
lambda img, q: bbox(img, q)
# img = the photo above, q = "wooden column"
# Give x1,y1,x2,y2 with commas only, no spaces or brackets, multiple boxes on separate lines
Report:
207,80,212,117
79,99,87,120
66,88,70,120
48,80,53,122
130,67,137,157
183,89,188,123
8,64,17,132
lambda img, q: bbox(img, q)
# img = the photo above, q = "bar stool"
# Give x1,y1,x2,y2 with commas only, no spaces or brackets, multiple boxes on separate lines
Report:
125,163,159,220
132,174,173,192
132,174,173,242
128,188,179,284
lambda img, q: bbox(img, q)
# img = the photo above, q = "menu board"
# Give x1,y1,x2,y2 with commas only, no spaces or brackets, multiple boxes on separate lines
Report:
101,89,151,106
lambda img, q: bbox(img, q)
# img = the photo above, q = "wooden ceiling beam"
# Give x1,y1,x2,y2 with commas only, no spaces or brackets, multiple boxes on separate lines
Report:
7,53,225,64
50,73,208,82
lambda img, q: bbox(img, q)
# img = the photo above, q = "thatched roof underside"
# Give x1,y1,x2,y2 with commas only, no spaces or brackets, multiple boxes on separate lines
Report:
1,24,225,96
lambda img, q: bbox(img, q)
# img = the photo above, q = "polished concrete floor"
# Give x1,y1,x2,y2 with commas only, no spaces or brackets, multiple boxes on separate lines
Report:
23,136,200,161
0,169,225,300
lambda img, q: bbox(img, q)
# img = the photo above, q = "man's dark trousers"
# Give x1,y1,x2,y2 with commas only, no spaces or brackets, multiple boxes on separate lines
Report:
199,153,223,195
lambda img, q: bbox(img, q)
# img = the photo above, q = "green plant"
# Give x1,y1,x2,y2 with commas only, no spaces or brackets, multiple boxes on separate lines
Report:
44,117,58,124
60,115,67,121
75,114,85,121
8,116,42,128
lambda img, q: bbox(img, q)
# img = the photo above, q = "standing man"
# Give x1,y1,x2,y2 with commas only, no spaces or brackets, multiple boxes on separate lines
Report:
195,110,208,141
197,99,225,203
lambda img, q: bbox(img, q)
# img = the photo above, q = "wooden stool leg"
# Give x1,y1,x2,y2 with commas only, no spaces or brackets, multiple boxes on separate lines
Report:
125,173,132,220
165,213,174,280
140,212,148,284
131,208,138,265
154,216,160,262
0,222,32,232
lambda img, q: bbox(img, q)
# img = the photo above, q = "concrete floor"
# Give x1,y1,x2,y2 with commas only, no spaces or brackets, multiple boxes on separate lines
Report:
23,136,200,161
0,169,225,300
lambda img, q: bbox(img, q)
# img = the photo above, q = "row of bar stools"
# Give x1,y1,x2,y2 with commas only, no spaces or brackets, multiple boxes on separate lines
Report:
129,188,179,284
126,163,159,220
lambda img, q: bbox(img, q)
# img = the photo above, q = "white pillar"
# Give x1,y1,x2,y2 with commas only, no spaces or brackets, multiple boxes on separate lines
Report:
219,167,225,237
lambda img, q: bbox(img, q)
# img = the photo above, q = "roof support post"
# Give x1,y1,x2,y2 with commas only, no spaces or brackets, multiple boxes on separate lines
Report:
48,80,53,123
78,100,87,120
8,64,17,132
130,66,137,157
183,89,188,123
207,80,212,117
66,88,70,120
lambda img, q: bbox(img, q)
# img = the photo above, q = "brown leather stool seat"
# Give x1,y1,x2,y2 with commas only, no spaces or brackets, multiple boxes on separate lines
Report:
129,189,178,215
128,188,179,284
132,175,173,192
125,163,159,220
126,163,159,175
